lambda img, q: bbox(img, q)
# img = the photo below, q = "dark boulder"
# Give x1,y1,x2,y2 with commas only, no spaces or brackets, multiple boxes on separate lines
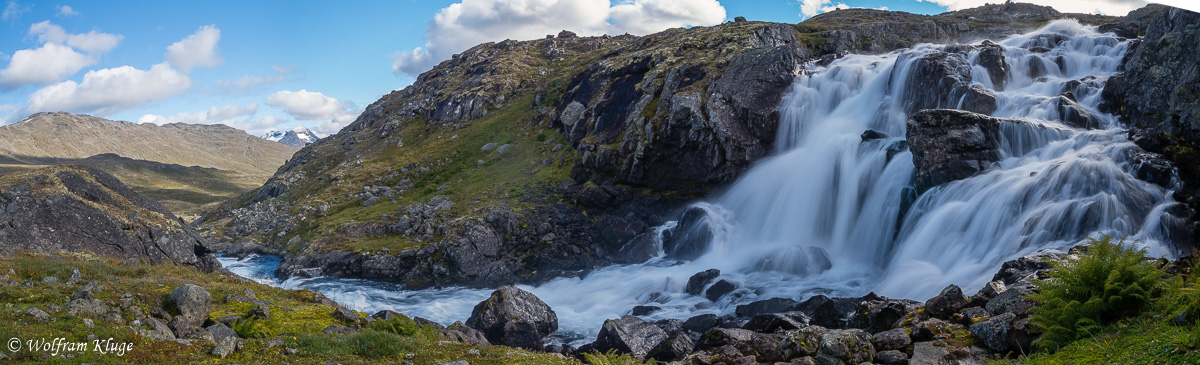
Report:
969,312,1016,352
685,268,720,296
443,321,491,346
907,109,1006,193
815,329,875,365
770,325,825,362
871,328,912,352
613,233,660,264
743,312,811,333
664,207,715,260
901,52,997,115
705,279,738,302
735,297,800,318
683,314,725,335
593,315,669,360
797,295,860,329
1053,94,1102,129
631,305,661,316
924,284,969,319
977,40,1008,90
696,327,779,359
501,319,544,349
169,284,211,329
876,350,909,365
465,286,558,347
647,332,695,362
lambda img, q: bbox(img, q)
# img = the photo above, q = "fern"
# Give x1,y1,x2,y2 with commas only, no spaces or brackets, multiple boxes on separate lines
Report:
1029,235,1161,352
582,349,656,365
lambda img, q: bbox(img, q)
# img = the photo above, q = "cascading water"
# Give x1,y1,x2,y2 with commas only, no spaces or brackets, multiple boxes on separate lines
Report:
221,20,1187,345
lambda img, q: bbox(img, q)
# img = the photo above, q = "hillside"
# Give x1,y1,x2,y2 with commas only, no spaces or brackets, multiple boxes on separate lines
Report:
200,3,1123,289
0,112,299,214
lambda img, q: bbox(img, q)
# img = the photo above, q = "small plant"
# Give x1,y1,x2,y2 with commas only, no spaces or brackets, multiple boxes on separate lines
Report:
231,317,271,339
536,133,548,142
583,349,655,365
369,315,439,340
1029,235,1161,352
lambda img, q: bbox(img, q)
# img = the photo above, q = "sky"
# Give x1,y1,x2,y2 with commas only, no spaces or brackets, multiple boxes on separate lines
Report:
0,0,1184,137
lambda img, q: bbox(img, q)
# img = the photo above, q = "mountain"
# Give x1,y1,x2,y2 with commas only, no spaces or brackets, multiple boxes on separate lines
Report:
261,125,320,147
0,112,300,214
201,2,1155,290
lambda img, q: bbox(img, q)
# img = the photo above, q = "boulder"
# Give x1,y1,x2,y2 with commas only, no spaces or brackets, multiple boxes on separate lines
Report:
977,40,1008,90
969,312,1016,352
696,327,779,359
205,323,238,344
771,326,826,361
443,321,491,346
465,286,558,346
736,297,800,318
631,305,661,316
593,315,669,360
815,329,875,365
169,284,212,329
500,319,544,350
705,279,738,302
876,349,909,365
683,314,725,335
902,52,996,115
647,332,695,362
907,109,1005,193
211,336,237,358
797,295,860,329
743,312,811,333
685,268,720,296
872,328,912,352
925,284,969,319
664,207,715,260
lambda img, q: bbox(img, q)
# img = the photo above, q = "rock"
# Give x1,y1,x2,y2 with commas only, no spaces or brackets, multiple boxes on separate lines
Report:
664,207,716,260
743,312,811,333
594,315,669,360
434,361,470,365
696,327,779,360
872,328,912,351
977,40,1008,90
465,286,558,346
991,254,1053,286
265,339,284,348
908,109,1004,193
66,298,109,316
495,144,512,154
211,336,237,358
613,233,659,264
500,319,543,349
169,316,201,339
372,310,404,321
0,166,220,272
66,268,81,284
815,329,874,365
333,307,366,326
958,307,991,325
909,340,974,365
985,286,1036,315
685,269,720,296
772,326,826,361
322,324,356,334
443,321,491,346
861,129,889,141
83,318,94,328
248,303,271,320
647,332,695,362
1053,94,1101,129
415,317,447,330
705,279,737,302
206,323,238,344
683,314,725,335
798,295,860,329
631,305,660,316
169,284,212,329
140,318,176,341
72,282,101,300
736,297,801,318
902,52,996,115
852,298,916,333
26,307,52,322
925,285,969,319
969,312,1015,352
876,349,909,365
1131,151,1176,187
481,142,499,152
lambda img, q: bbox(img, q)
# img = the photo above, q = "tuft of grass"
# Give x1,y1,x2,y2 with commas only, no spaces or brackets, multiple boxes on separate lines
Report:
583,349,655,365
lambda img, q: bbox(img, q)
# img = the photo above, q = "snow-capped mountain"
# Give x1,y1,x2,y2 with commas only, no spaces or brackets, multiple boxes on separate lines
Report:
260,126,319,147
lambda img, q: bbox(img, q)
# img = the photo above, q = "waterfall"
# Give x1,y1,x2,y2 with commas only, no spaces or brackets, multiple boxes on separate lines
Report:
220,20,1187,345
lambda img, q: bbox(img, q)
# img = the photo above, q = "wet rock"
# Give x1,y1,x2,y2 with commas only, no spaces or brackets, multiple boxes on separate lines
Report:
797,295,859,329
903,52,996,115
1131,151,1175,187
1053,94,1101,129
872,328,912,351
664,207,715,260
685,268,721,296
969,312,1015,352
853,298,916,333
594,315,669,360
907,109,1004,193
977,40,1008,90
861,129,889,141
815,329,874,365
705,279,737,302
613,233,659,264
991,254,1054,285
925,284,969,319
169,284,212,329
647,332,695,362
466,286,558,346
683,314,725,335
631,305,661,316
743,312,811,333
736,297,800,318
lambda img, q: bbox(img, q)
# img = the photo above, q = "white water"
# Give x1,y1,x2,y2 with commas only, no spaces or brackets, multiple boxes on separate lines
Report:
221,20,1187,345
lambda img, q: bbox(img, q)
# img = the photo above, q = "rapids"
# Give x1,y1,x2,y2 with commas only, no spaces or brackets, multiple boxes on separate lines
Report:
220,20,1187,345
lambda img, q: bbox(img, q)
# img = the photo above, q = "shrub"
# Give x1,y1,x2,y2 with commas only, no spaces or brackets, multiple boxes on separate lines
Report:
1029,235,1161,352
536,133,548,142
369,315,438,340
583,349,655,365
231,317,271,339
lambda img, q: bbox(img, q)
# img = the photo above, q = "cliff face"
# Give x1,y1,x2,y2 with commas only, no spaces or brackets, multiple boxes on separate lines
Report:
1103,6,1200,235
203,4,1119,289
0,165,220,272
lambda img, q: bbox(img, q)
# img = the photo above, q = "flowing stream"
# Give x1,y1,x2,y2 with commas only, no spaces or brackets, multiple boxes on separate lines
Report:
221,20,1187,345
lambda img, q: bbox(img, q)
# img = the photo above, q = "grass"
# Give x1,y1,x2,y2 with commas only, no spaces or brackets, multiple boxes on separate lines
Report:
0,251,580,364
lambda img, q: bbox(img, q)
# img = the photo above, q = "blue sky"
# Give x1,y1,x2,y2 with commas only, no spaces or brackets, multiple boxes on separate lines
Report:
0,0,1163,136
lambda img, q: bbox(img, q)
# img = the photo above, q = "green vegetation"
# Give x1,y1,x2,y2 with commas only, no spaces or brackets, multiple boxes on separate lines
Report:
582,349,655,365
1028,235,1161,352
0,252,579,364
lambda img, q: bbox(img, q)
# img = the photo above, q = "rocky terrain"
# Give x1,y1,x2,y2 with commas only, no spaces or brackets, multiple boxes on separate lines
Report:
200,2,1129,290
261,126,320,147
0,165,221,272
0,112,300,214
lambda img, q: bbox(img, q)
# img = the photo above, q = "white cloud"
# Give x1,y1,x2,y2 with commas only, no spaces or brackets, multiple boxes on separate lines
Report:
166,25,223,73
26,62,192,115
29,21,123,54
0,43,93,88
314,113,356,136
916,0,1148,16
799,0,832,18
56,4,78,16
2,1,30,22
391,0,726,77
216,66,295,91
265,89,351,120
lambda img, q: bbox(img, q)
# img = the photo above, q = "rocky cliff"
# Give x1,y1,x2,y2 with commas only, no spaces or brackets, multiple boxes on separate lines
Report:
202,4,1122,289
0,165,220,272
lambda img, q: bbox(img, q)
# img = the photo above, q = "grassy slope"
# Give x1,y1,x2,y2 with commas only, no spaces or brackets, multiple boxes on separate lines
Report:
0,252,577,365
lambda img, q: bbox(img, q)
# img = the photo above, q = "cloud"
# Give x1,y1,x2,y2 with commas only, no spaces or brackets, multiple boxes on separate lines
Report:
0,43,92,87
26,62,192,115
916,0,1148,16
166,25,223,73
314,113,356,136
56,4,78,16
265,89,352,120
799,0,832,18
215,66,295,91
1,1,30,22
29,21,123,54
391,0,726,77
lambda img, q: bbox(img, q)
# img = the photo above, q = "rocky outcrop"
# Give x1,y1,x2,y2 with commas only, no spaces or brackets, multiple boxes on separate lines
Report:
907,109,1008,193
902,52,997,115
1104,6,1200,241
465,285,558,349
0,165,220,272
